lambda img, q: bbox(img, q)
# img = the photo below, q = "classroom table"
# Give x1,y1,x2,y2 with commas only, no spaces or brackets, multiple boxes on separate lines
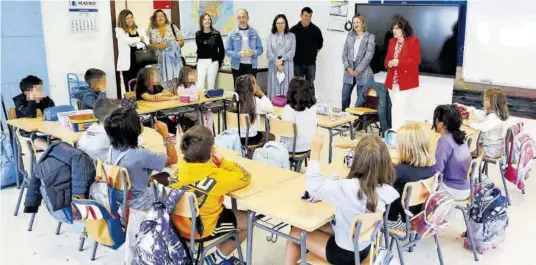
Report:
272,107,358,163
240,177,336,265
6,118,43,132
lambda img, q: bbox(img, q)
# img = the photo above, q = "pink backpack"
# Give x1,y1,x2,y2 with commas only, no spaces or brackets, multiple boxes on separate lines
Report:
504,123,535,190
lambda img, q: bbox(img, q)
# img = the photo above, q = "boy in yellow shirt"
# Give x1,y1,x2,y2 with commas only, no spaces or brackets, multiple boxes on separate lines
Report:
171,125,250,265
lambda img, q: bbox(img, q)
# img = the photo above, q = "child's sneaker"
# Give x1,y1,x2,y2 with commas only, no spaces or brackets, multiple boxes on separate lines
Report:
204,253,244,265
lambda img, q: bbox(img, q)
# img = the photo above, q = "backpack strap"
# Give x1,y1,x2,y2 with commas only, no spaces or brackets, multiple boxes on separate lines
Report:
165,188,184,215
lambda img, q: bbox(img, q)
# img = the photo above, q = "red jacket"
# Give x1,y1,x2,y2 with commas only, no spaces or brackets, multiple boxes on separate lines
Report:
384,35,421,91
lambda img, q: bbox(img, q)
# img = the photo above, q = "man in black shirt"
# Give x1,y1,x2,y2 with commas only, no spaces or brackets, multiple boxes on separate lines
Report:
290,7,324,97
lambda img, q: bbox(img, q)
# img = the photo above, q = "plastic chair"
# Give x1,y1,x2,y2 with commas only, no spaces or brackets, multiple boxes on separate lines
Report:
267,117,310,172
346,88,381,135
224,111,267,158
127,79,136,92
169,187,244,265
301,212,385,265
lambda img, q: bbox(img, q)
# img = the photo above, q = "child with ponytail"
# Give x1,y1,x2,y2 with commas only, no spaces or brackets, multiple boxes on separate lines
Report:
432,104,472,201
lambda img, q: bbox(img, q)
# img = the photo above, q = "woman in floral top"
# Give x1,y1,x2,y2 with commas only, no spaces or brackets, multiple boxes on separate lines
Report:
147,9,185,92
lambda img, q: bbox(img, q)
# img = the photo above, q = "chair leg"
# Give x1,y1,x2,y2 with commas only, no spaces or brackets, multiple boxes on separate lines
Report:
392,238,405,265
460,208,479,261
90,242,98,261
434,234,445,265
78,234,86,251
13,181,26,216
55,221,62,235
408,232,416,252
235,231,245,265
498,164,512,205
28,213,36,231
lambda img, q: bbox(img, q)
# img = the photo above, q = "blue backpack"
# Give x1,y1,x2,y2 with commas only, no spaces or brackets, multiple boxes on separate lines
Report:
215,130,244,156
0,132,17,189
44,105,75,121
252,141,290,169
135,183,191,265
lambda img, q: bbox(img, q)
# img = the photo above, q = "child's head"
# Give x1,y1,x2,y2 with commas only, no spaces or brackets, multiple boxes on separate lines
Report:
104,107,142,151
178,66,196,88
180,125,214,163
483,88,509,121
94,98,121,123
347,135,395,212
135,67,158,92
234,74,257,123
19,75,43,97
286,77,316,111
397,123,435,168
432,104,466,145
84,68,107,91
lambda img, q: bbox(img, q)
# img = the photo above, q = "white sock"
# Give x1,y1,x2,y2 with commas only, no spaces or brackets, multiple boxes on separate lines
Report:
213,249,232,263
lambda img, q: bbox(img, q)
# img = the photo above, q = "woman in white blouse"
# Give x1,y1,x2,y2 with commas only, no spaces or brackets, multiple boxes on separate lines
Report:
115,9,147,92
341,14,375,111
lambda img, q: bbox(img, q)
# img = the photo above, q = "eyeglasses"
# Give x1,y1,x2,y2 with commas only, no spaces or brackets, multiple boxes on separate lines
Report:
276,22,285,25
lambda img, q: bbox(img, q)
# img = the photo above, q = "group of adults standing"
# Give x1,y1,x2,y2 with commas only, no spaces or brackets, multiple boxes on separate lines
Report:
342,14,421,131
115,7,421,131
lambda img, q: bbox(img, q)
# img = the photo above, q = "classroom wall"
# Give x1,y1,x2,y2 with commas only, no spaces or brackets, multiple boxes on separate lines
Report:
41,0,117,106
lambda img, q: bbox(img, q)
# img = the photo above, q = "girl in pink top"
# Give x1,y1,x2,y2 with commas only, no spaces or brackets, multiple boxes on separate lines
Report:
177,66,213,129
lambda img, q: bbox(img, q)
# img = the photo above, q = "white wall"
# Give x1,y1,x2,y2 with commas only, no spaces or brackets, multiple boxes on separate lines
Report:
41,0,117,105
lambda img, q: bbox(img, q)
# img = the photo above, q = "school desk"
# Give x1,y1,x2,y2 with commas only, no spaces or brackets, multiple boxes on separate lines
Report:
272,106,358,163
6,118,43,132
240,177,336,265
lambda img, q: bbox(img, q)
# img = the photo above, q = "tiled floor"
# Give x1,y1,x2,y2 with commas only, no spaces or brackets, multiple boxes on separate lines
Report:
1,129,535,265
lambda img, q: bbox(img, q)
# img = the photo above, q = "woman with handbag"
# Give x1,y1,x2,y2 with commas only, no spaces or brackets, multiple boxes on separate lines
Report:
195,13,225,90
146,9,185,92
341,14,375,111
116,9,148,92
266,14,296,100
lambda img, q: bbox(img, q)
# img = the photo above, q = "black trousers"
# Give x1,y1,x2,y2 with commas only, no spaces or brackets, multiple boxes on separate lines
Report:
122,65,142,92
232,63,257,85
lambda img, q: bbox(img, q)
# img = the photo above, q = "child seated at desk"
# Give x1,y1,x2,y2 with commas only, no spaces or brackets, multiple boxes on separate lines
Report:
432,105,471,201
135,67,180,133
284,135,399,265
387,123,436,228
231,74,274,146
103,107,178,264
176,66,214,129
12,75,55,150
457,88,514,158
78,98,121,160
170,125,251,265
73,68,107,110
280,77,317,153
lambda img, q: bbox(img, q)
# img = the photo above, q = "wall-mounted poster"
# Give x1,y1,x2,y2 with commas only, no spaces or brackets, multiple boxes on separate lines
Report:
179,0,235,39
330,0,349,17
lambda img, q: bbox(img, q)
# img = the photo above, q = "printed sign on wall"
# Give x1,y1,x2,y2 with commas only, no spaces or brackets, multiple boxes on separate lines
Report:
69,0,99,33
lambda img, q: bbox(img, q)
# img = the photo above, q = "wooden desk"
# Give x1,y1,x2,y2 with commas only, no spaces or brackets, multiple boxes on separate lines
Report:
272,107,358,163
6,118,43,132
241,177,335,265
227,157,302,199
136,94,232,113
39,121,83,144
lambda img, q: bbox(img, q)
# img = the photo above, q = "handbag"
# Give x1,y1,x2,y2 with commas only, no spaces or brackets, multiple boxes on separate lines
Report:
121,97,137,110
135,42,158,66
271,95,287,107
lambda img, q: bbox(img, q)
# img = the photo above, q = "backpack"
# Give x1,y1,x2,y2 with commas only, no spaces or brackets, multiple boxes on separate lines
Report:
71,149,132,250
503,123,535,190
252,141,290,169
464,182,509,254
135,183,191,265
409,181,456,238
0,132,17,189
316,101,333,116
215,130,244,157
44,105,75,121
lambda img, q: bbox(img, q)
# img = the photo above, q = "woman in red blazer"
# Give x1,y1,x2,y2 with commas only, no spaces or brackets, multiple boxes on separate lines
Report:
384,16,421,131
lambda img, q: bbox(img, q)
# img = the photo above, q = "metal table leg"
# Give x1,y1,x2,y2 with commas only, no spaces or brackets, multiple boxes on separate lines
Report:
246,211,256,265
328,129,334,163
300,230,307,265
349,121,355,140
231,198,238,212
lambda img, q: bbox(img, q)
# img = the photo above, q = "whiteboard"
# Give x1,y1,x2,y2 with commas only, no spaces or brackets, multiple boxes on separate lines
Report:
462,0,536,89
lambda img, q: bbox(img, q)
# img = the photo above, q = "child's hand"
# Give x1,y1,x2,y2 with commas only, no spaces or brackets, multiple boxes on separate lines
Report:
154,119,169,136
211,149,224,165
253,86,264,97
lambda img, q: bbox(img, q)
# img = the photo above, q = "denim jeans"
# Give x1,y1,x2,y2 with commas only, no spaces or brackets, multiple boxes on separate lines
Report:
294,64,316,97
341,80,366,111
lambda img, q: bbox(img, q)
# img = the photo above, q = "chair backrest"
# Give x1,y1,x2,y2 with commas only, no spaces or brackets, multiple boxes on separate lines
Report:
225,111,250,130
401,173,439,208
349,212,384,245
127,79,137,92
467,131,482,157
364,88,379,110
124,91,136,99
8,108,16,120
268,118,296,140
164,187,199,218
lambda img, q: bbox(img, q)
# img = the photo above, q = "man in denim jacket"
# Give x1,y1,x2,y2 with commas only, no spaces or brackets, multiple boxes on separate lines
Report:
226,9,263,84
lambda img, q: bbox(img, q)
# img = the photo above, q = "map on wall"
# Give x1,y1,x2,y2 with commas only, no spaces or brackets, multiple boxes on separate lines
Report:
179,0,236,39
